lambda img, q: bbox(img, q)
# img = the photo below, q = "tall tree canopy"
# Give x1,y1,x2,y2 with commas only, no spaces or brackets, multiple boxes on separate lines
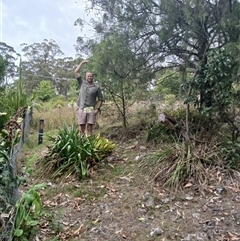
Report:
0,42,19,86
83,0,240,107
21,39,75,95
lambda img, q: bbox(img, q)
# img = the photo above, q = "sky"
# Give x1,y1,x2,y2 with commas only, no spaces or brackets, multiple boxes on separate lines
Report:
0,0,95,58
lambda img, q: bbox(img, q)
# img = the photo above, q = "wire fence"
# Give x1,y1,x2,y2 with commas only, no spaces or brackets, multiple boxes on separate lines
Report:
0,108,32,241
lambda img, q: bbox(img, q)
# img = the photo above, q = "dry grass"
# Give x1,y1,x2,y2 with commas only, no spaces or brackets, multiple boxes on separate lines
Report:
31,100,159,137
32,104,77,132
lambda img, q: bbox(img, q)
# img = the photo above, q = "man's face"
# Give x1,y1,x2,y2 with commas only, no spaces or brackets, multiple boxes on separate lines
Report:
86,72,93,83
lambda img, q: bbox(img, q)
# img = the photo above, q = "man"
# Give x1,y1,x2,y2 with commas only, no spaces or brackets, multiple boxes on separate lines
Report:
75,60,103,136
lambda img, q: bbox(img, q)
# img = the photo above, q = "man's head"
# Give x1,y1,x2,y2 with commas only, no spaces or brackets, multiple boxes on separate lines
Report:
86,72,94,84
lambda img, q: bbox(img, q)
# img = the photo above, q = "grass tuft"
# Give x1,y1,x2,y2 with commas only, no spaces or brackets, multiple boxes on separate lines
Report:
138,142,224,189
37,123,116,181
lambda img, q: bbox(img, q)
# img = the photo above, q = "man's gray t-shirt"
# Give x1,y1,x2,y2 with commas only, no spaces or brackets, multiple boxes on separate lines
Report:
77,76,103,109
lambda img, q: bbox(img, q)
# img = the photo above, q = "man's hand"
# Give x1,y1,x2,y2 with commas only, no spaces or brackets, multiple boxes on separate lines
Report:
82,60,88,64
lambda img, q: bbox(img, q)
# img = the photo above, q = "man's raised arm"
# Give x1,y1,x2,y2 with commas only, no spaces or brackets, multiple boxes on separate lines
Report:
75,60,88,78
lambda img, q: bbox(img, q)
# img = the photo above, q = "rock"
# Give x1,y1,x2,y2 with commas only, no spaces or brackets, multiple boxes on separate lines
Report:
215,186,227,195
135,155,141,161
135,155,144,161
144,192,155,207
232,212,240,225
150,227,163,236
138,208,147,213
161,198,170,204
192,213,200,219
183,234,192,241
182,233,205,241
185,195,194,201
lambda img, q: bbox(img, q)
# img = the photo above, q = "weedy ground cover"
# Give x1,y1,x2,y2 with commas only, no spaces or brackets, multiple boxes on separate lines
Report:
16,100,240,240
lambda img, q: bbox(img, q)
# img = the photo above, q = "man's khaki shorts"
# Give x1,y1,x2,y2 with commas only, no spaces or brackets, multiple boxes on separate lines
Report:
77,108,96,125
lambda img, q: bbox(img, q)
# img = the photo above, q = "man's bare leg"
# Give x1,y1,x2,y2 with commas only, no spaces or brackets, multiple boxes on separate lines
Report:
87,124,93,136
79,124,86,136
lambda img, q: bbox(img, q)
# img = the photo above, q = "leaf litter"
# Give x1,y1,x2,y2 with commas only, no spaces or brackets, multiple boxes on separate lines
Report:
20,138,240,241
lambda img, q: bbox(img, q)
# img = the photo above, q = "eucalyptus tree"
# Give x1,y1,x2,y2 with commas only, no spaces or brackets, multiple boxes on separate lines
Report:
21,39,65,94
54,57,76,96
85,0,240,110
0,42,19,86
0,55,7,84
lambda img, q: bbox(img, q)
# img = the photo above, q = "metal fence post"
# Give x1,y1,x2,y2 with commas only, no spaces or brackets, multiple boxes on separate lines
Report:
38,118,44,144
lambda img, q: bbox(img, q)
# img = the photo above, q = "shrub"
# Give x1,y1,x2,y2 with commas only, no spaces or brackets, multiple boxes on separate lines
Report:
146,121,178,144
14,184,45,241
221,141,240,169
43,124,116,180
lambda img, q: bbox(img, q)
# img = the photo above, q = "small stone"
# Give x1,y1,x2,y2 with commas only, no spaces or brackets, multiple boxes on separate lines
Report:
161,198,170,204
144,192,155,207
138,208,147,213
150,227,163,236
183,234,192,241
206,220,215,228
135,155,141,161
215,186,227,195
192,213,200,219
185,195,194,201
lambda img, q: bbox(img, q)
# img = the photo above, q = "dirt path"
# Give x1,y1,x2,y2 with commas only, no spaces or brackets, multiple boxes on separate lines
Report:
22,139,240,241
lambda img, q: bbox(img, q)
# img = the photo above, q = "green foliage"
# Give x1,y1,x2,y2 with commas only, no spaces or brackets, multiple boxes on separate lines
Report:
0,116,23,208
86,0,240,133
67,79,79,101
186,48,236,114
19,40,77,96
1,125,22,154
0,42,18,85
146,122,178,144
0,111,8,132
155,69,181,97
0,80,29,129
53,99,65,109
0,57,29,130
166,108,186,120
89,32,152,128
33,80,56,102
14,183,46,241
0,147,11,197
0,118,23,240
45,124,116,180
22,154,38,177
204,49,235,110
0,55,7,83
221,141,240,170
146,106,220,148
169,107,209,127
